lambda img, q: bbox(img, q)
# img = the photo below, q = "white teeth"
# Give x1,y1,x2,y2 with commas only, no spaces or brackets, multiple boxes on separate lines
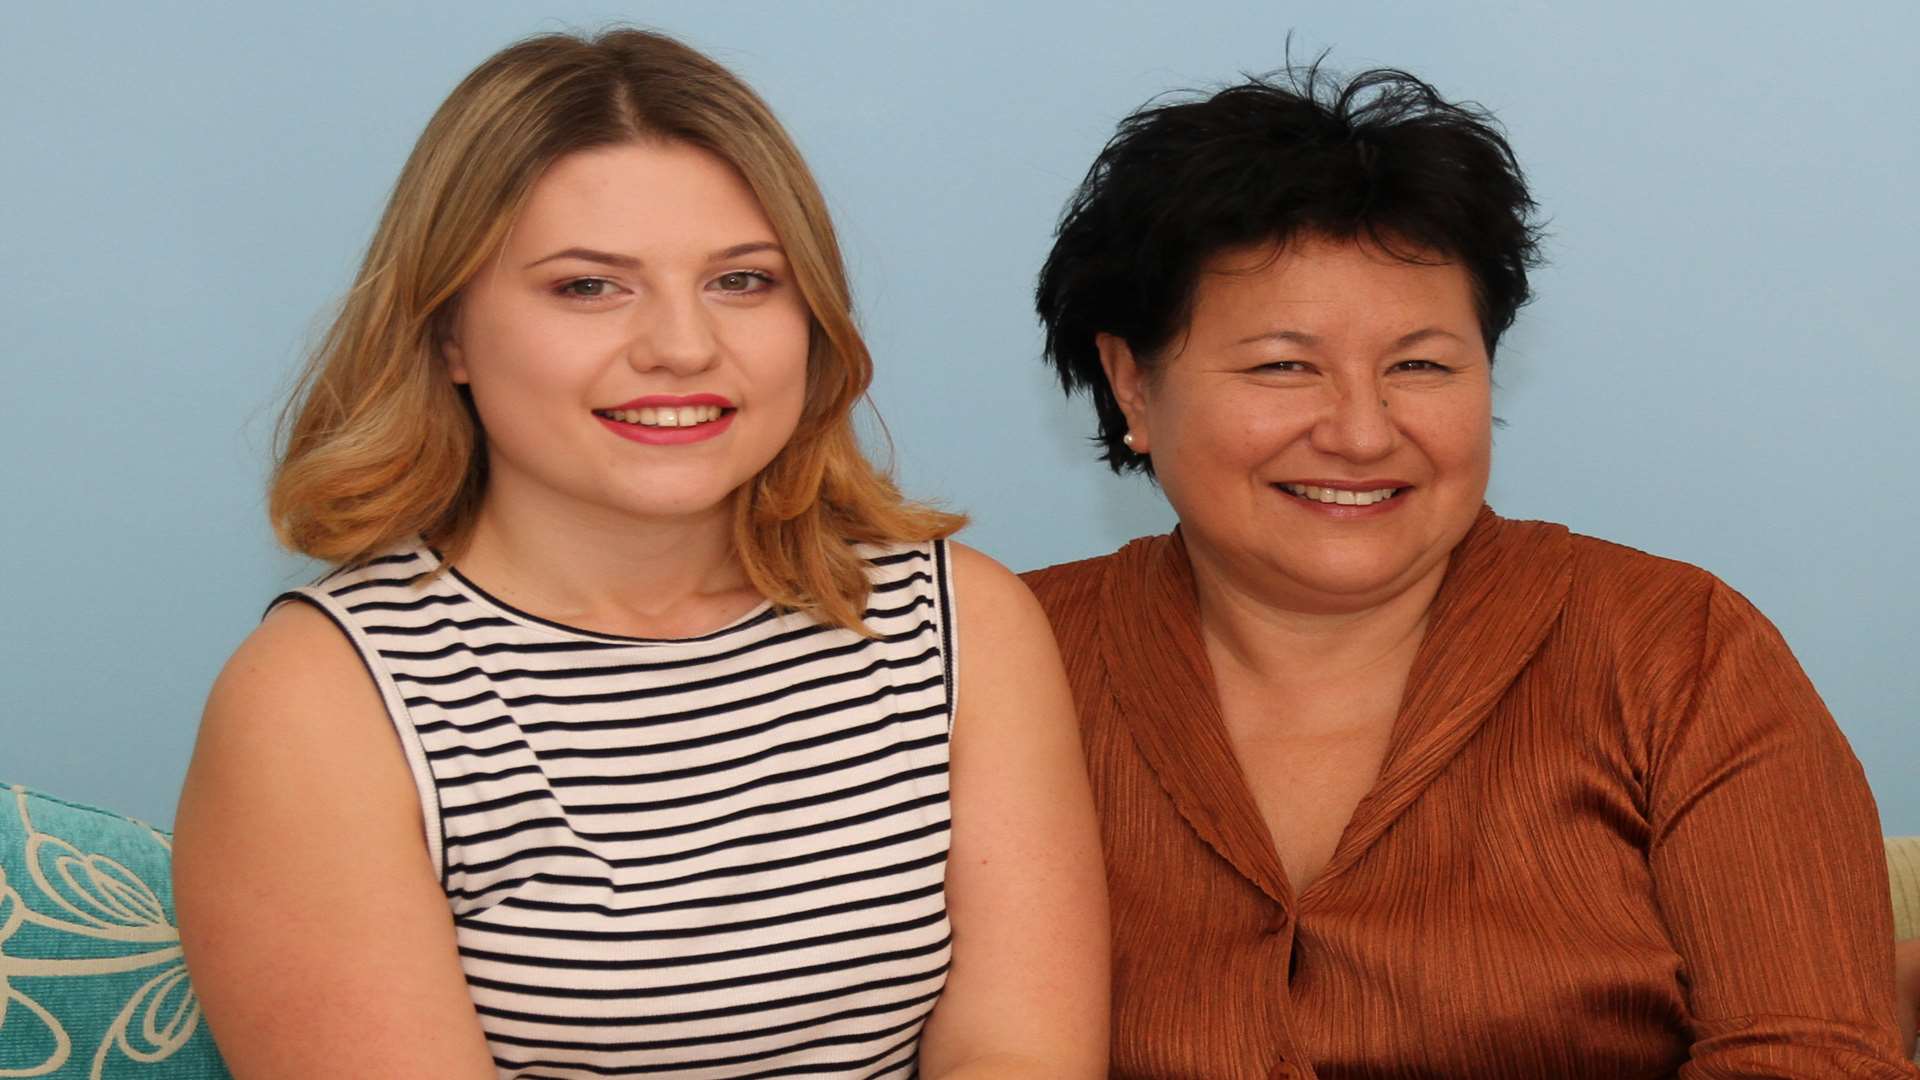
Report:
600,405,725,427
1280,483,1401,506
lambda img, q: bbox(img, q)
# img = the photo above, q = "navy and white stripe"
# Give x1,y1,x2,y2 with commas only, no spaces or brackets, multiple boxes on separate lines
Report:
280,540,957,1078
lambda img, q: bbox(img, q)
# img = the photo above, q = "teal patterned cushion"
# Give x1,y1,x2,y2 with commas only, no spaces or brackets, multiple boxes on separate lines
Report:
0,783,229,1078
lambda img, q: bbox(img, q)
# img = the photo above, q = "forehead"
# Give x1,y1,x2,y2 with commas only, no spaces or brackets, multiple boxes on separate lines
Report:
505,140,779,255
1186,235,1479,340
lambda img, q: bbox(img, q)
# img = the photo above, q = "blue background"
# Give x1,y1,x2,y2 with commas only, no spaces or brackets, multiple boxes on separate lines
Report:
2,2,1914,831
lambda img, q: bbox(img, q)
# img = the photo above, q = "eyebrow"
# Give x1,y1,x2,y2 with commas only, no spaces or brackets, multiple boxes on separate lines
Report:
1235,327,1465,350
522,241,784,271
1387,327,1466,350
1236,329,1321,347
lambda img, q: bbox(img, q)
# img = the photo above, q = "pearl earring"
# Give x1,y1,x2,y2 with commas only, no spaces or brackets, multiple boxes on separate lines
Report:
1122,433,1137,449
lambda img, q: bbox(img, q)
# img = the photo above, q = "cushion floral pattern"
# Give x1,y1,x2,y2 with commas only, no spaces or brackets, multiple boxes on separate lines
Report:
0,783,228,1078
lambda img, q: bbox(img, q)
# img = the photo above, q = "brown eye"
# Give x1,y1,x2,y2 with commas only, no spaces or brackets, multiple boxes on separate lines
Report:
714,271,770,293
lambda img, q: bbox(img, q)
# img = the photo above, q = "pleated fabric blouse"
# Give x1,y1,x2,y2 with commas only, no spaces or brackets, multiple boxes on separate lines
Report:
1024,508,1916,1079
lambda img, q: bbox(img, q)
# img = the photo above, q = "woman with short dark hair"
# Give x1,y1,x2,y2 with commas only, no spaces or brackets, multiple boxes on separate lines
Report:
1028,64,1917,1077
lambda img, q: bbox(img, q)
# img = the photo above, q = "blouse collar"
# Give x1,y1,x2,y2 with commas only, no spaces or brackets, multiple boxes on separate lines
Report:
1094,506,1574,909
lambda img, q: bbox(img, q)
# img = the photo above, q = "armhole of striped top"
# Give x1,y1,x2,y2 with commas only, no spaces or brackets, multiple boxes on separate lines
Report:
933,538,959,733
267,588,450,887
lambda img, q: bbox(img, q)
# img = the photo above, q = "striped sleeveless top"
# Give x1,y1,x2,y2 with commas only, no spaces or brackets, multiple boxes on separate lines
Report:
279,539,957,1078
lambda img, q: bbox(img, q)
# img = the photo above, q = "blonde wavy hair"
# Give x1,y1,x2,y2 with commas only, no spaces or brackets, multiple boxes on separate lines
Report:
271,28,963,631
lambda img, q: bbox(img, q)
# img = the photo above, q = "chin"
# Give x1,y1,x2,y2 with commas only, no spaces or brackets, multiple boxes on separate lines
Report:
604,486,739,524
1285,558,1425,602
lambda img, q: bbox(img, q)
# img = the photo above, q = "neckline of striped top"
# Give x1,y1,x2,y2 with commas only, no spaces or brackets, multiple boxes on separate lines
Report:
410,545,783,647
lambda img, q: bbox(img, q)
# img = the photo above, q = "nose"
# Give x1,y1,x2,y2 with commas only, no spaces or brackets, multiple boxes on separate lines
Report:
627,289,721,376
1307,378,1396,462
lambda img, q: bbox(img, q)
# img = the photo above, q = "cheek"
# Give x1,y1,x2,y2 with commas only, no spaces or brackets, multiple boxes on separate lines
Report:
470,324,622,418
1428,395,1494,472
1393,405,1493,510
1158,390,1297,469
452,332,603,451
453,305,545,386
747,309,814,407
462,372,547,451
1146,394,1293,524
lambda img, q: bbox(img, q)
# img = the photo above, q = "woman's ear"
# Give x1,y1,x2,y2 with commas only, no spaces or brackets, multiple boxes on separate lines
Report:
1096,332,1150,453
440,309,470,385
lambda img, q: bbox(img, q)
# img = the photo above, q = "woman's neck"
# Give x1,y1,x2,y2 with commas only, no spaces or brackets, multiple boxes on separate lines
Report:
453,483,761,639
1186,538,1447,705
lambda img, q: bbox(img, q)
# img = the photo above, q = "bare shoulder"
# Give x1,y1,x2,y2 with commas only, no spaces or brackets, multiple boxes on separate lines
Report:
942,541,1077,743
188,597,411,814
204,599,378,727
947,541,1054,644
179,596,423,906
945,541,1080,709
176,599,496,1076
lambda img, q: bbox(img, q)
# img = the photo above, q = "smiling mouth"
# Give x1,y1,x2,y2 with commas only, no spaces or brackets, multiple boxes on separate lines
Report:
1277,483,1405,507
592,404,732,429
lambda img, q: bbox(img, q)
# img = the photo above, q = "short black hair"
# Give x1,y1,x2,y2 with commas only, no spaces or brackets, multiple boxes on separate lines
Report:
1035,63,1544,474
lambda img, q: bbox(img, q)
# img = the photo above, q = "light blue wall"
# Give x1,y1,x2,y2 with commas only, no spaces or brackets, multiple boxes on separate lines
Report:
3,2,1914,832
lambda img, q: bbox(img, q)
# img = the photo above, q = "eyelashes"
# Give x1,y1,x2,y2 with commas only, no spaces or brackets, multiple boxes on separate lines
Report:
557,278,618,299
712,270,776,293
551,269,780,302
1248,359,1455,375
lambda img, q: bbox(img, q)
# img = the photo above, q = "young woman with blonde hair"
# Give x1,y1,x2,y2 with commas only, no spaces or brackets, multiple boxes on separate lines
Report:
173,29,1106,1078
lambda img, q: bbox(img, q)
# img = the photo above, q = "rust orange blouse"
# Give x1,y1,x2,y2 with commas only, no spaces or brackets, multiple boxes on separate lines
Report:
1024,509,1915,1079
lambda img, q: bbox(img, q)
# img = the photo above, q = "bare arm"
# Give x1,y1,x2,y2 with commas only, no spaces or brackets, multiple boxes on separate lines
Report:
913,544,1110,1079
173,602,498,1079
